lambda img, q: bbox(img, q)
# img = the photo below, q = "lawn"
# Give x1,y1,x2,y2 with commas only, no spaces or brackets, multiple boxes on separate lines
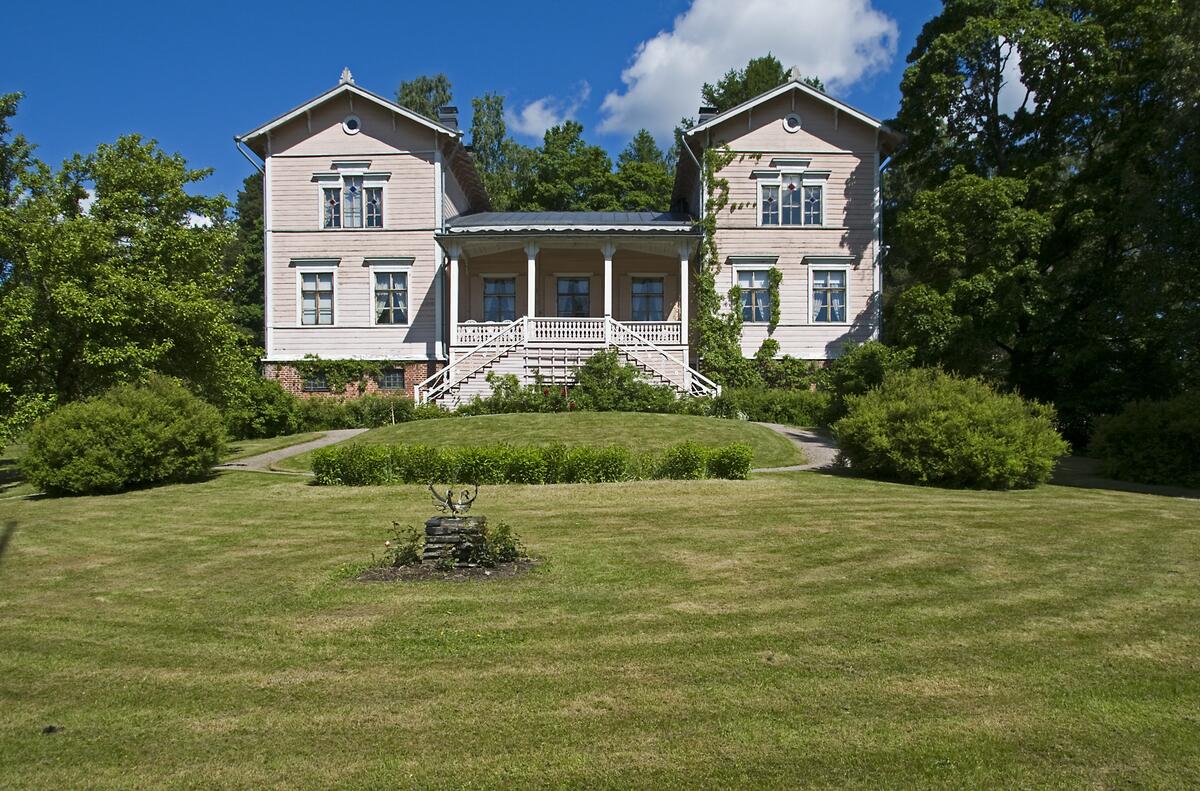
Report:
1,470,1198,788
276,412,803,472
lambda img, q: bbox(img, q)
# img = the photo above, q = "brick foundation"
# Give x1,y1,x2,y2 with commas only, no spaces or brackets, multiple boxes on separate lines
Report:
263,361,444,401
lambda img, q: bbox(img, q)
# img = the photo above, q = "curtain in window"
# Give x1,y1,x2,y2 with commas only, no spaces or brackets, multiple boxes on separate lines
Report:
374,271,408,324
343,176,363,228
761,185,780,225
812,270,846,322
323,188,341,228
365,187,383,228
483,278,517,322
803,185,822,225
556,277,590,317
737,270,770,322
781,175,803,225
631,277,665,321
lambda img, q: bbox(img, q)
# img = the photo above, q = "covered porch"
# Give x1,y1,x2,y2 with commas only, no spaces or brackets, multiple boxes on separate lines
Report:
438,212,698,352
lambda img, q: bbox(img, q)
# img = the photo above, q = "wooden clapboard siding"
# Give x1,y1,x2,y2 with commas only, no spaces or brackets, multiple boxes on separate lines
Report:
443,167,470,221
701,87,881,359
264,98,444,362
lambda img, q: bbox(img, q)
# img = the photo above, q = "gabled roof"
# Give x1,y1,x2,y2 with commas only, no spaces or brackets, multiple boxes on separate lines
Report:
444,211,696,234
236,79,461,150
684,77,902,149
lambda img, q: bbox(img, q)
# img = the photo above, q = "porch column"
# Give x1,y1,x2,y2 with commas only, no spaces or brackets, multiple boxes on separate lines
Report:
601,241,617,317
679,242,690,345
447,244,461,346
524,241,539,318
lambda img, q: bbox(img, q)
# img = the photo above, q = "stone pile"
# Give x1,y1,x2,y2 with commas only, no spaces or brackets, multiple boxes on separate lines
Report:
423,515,486,565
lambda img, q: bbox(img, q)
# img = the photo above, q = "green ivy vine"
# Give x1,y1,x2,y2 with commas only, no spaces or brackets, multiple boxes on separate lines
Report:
293,355,400,394
767,266,783,333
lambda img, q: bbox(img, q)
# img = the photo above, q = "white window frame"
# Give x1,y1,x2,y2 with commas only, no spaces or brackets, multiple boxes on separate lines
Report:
731,261,775,324
314,165,390,231
755,170,829,228
292,258,340,328
366,258,414,328
807,260,852,326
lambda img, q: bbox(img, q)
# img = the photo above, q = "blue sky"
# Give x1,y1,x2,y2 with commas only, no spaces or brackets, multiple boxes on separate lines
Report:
4,0,941,200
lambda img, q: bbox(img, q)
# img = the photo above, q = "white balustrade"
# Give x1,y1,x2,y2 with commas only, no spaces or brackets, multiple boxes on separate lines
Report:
528,317,606,344
625,321,682,345
455,322,510,347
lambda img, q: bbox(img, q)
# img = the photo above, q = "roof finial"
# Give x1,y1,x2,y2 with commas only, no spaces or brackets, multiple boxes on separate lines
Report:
789,66,803,83
340,67,354,85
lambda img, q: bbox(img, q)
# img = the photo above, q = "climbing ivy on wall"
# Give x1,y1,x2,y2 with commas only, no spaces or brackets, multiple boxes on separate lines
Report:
767,266,783,333
293,355,401,395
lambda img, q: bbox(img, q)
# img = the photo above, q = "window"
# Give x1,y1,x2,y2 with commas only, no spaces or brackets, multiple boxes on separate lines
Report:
783,113,802,133
760,173,823,227
342,115,361,135
737,270,770,323
803,185,823,225
631,277,665,321
483,277,517,322
761,185,779,226
375,366,405,391
323,188,341,228
301,271,334,325
812,269,847,323
373,271,408,325
322,175,382,229
781,174,803,225
557,277,590,318
302,374,330,392
365,187,383,228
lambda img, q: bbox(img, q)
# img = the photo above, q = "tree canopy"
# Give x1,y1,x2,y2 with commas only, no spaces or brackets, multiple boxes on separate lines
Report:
395,73,453,120
886,0,1200,442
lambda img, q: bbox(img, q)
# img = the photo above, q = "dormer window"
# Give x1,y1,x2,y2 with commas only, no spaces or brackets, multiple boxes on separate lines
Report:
320,173,384,229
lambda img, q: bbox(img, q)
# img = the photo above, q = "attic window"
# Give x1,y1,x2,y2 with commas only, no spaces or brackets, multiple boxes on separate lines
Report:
342,115,362,135
783,113,802,133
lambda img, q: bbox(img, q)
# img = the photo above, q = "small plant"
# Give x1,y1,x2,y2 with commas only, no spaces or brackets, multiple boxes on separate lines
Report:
433,551,457,573
483,522,526,565
383,523,424,567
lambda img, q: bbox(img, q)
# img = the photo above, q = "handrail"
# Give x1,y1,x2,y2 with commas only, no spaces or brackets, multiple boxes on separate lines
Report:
605,318,720,397
424,318,528,403
415,317,527,403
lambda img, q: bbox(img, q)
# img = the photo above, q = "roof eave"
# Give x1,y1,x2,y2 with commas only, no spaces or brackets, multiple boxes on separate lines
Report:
684,79,887,139
235,82,461,153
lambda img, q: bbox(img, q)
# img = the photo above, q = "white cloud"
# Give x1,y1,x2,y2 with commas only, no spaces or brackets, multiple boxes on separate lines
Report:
598,0,898,138
187,212,213,228
997,37,1033,116
506,82,592,139
79,188,96,215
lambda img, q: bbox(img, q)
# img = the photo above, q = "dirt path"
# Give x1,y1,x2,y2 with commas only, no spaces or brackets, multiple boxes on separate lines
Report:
751,423,839,473
214,429,367,474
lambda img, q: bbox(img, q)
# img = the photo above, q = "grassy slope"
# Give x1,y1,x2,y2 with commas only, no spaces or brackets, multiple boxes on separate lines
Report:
277,412,803,472
0,472,1198,788
222,431,325,462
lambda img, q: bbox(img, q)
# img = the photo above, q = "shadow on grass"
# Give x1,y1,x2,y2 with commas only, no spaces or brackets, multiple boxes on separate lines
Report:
0,459,26,495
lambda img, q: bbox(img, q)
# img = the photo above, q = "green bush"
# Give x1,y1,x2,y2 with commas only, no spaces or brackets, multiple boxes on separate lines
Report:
833,369,1068,490
706,443,754,480
311,441,754,486
713,388,830,426
297,394,445,431
1092,393,1200,487
457,353,712,417
657,442,709,480
224,378,300,439
22,376,226,495
823,341,914,422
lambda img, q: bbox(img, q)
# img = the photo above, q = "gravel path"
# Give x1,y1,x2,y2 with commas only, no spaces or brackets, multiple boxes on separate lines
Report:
214,429,367,474
751,423,840,473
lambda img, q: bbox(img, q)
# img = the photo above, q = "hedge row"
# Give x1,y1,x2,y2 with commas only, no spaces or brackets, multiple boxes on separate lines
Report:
310,441,754,486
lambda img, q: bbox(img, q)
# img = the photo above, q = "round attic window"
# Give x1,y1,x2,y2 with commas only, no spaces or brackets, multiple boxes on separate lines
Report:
342,115,362,135
783,113,802,133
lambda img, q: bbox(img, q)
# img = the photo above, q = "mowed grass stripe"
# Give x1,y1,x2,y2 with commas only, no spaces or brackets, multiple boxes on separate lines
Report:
0,472,1197,788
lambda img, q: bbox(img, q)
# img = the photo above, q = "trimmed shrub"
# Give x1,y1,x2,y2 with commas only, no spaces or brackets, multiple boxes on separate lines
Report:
657,442,709,480
823,341,914,422
297,394,446,431
833,369,1068,490
713,388,830,426
706,443,754,480
22,377,226,495
1092,393,1200,487
224,378,300,439
310,441,754,486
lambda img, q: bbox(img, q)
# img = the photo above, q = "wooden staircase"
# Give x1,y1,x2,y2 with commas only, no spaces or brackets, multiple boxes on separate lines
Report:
414,317,720,408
